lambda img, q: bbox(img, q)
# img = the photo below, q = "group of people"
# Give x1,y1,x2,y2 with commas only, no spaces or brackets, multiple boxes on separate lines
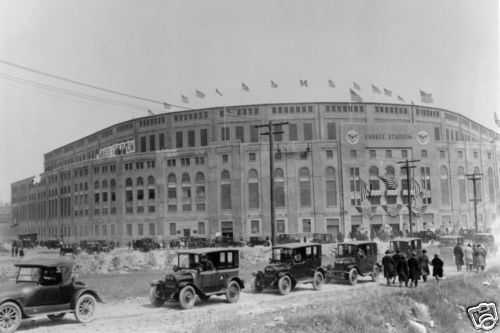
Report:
453,243,487,272
382,249,444,287
11,246,25,259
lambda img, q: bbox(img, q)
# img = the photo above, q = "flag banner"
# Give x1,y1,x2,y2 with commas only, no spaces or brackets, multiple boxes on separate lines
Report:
196,90,205,98
147,110,154,115
300,79,308,87
162,102,171,109
372,84,381,94
216,88,223,96
411,100,415,105
397,95,405,102
350,89,363,102
495,113,500,127
378,174,399,190
382,204,402,217
353,81,361,90
420,90,434,103
328,79,335,88
359,200,378,219
181,94,189,103
360,179,371,201
271,80,278,88
223,110,237,118
241,82,250,92
384,88,392,97
407,204,427,217
411,177,425,199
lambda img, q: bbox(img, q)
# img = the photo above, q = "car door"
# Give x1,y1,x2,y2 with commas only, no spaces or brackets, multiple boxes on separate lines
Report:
356,245,368,274
200,253,218,292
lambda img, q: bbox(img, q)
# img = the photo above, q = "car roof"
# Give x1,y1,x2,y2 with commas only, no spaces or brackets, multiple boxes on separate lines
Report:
178,247,240,254
473,233,494,236
15,257,74,268
390,238,421,242
439,235,464,239
338,241,378,246
272,242,320,249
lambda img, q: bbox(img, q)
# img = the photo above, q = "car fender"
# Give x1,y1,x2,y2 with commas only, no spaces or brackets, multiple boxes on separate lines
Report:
150,280,166,288
314,267,326,277
0,299,27,318
71,288,103,308
226,277,245,289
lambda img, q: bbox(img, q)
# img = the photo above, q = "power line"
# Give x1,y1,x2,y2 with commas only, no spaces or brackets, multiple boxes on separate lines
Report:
0,59,191,110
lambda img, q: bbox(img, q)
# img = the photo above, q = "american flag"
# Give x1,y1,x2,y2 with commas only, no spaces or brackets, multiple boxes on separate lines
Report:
372,84,381,94
271,80,278,88
360,180,371,201
384,88,392,97
195,90,205,98
300,79,308,87
241,82,250,92
397,95,405,102
181,94,189,103
353,81,361,90
411,177,425,199
328,79,335,88
420,90,434,103
379,174,399,190
350,89,363,103
215,88,223,96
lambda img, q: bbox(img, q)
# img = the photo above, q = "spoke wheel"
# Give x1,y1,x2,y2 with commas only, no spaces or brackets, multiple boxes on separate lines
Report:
149,286,165,307
47,313,66,322
349,268,358,286
371,266,380,282
0,302,21,333
179,286,196,309
313,271,324,290
226,281,240,303
278,275,292,295
74,294,97,323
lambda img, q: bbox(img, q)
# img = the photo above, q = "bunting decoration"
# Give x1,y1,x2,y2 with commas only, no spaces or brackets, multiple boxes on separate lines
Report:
397,95,405,102
355,202,378,220
408,204,428,217
181,94,189,103
382,204,402,217
378,174,399,190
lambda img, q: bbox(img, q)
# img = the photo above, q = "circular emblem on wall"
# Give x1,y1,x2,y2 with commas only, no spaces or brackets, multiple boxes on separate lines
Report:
346,130,359,145
417,131,430,145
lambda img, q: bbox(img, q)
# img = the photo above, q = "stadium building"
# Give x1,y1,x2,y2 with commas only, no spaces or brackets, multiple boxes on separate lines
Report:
10,102,500,243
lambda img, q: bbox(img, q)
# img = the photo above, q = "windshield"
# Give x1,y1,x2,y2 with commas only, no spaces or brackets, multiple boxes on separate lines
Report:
178,253,199,269
337,244,358,258
17,267,41,283
271,248,294,263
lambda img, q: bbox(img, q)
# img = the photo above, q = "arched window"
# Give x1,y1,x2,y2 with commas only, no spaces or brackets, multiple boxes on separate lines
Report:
248,169,259,209
137,177,144,186
457,167,466,204
110,179,116,189
325,167,337,207
167,173,177,212
102,180,108,189
196,172,206,211
385,166,395,177
182,173,191,211
299,167,311,207
274,168,285,207
488,167,495,203
94,181,100,190
110,179,116,203
125,178,133,187
221,170,232,209
148,176,155,186
368,166,380,191
440,166,450,204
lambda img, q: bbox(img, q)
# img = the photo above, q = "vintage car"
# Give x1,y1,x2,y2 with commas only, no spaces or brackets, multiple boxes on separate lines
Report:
81,241,103,254
325,241,381,285
472,233,497,255
275,234,301,244
133,238,161,252
246,236,271,247
59,244,81,256
389,238,422,258
210,236,245,248
0,258,101,332
149,248,244,309
252,243,325,295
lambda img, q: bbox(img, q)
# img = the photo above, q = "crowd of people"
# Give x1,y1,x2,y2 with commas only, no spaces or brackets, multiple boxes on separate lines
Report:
453,243,488,272
11,245,25,259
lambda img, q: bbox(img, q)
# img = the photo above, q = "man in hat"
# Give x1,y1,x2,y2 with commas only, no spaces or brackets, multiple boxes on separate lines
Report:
431,253,444,283
382,250,396,286
476,244,486,272
418,249,430,282
453,242,464,272
394,251,409,287
464,243,473,272
407,252,421,287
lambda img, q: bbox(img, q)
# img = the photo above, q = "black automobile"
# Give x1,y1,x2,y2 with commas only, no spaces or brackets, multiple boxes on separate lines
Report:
81,241,103,254
149,248,244,309
325,241,381,285
389,238,422,258
210,236,244,248
133,238,160,252
246,236,271,247
0,258,101,332
252,243,325,295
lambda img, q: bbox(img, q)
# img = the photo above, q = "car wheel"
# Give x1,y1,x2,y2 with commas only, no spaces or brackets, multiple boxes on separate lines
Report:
47,313,66,322
312,271,324,290
226,281,240,303
0,302,22,333
149,286,165,307
371,266,380,282
349,268,358,286
278,275,292,295
179,286,196,309
252,276,263,293
74,293,97,323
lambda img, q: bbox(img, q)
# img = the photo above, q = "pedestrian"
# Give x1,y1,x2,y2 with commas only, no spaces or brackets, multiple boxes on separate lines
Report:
128,241,131,250
382,250,396,286
394,251,409,287
464,243,473,272
11,245,14,258
476,244,486,272
418,249,431,282
15,247,19,257
453,243,464,271
431,253,444,283
472,244,479,271
19,247,24,259
407,252,421,287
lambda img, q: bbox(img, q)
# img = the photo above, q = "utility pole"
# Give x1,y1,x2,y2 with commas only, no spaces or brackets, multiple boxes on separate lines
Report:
465,173,483,232
255,121,289,246
397,159,420,237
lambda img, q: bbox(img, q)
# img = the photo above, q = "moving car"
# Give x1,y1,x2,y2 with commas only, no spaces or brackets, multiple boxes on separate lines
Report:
0,258,101,332
252,243,325,295
325,241,381,285
149,248,244,309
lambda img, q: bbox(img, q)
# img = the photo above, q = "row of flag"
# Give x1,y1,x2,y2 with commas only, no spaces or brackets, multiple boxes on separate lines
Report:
174,80,435,105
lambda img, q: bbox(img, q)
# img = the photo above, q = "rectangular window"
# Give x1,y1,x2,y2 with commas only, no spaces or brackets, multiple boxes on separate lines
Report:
149,223,155,236
274,124,283,142
149,135,156,151
137,189,144,200
277,219,285,233
289,123,298,141
402,150,408,158
434,127,441,141
326,150,333,159
200,129,208,146
386,150,392,158
159,133,165,149
370,150,376,158
458,151,463,159
251,220,260,234
221,127,230,141
188,130,195,147
350,150,357,158
140,136,146,152
421,150,428,158
439,150,445,159
250,125,259,142
176,131,183,148
249,153,256,161
327,123,336,140
198,222,205,235
222,154,228,163
473,151,479,159
304,123,313,140
235,126,244,142
169,223,176,236
302,219,312,233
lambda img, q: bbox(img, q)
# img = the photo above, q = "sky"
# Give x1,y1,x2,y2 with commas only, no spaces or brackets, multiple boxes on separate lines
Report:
0,0,498,204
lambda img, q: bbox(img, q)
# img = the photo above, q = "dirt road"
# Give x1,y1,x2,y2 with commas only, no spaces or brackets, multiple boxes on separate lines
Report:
17,267,466,333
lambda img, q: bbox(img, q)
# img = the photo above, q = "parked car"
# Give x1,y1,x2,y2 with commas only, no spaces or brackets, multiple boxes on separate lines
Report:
472,233,497,255
252,243,325,295
133,238,160,252
149,248,244,309
325,241,381,285
312,233,335,244
246,236,270,247
210,236,244,248
81,241,103,254
275,234,301,244
389,238,422,258
59,243,81,256
44,240,61,250
0,257,101,332
96,240,115,252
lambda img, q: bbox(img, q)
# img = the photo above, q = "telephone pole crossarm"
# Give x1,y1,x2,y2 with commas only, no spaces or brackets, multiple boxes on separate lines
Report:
465,173,483,232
